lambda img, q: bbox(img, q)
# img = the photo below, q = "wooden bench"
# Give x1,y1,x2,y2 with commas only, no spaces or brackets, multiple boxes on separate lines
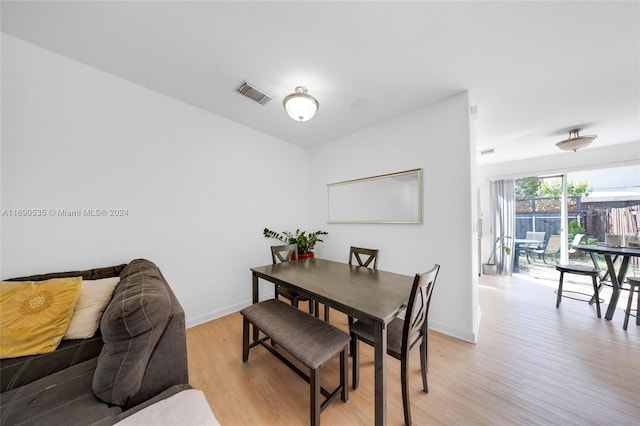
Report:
241,299,350,426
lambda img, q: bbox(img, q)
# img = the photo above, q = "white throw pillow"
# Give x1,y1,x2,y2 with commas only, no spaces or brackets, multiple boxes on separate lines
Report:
64,277,120,340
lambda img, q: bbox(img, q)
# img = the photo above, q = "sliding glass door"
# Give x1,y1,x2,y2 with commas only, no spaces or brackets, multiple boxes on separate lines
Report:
514,175,568,277
513,164,639,279
567,165,640,274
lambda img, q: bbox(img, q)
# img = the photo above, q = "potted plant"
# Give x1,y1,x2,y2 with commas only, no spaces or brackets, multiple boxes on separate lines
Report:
482,236,512,275
263,228,328,259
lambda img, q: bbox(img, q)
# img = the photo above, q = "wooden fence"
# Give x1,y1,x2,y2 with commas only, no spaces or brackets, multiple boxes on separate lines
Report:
516,197,639,242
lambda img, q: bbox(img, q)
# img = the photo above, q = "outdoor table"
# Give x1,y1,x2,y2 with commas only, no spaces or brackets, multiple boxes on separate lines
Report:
513,239,543,272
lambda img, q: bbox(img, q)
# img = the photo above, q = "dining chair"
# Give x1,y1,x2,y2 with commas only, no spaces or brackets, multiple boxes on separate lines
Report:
322,246,379,322
350,263,440,426
532,234,561,263
349,246,379,269
623,277,640,330
555,263,602,318
271,244,314,315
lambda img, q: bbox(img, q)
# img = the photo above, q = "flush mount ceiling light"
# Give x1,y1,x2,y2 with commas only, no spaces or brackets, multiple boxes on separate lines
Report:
283,86,319,122
556,128,597,152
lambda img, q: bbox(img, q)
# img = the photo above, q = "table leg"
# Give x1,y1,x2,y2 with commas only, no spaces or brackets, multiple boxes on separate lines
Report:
252,272,259,342
604,255,630,321
374,321,387,426
513,245,520,273
592,254,619,283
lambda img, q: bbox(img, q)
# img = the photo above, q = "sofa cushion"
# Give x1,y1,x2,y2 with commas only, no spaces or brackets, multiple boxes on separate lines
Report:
0,277,82,359
0,334,104,392
0,358,122,426
93,259,172,406
65,277,121,340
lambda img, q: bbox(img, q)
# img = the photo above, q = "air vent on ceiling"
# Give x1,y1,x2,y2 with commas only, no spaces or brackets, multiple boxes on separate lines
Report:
236,81,272,105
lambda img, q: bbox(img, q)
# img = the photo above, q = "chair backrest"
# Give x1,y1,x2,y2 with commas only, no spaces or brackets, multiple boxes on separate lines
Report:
570,233,584,248
402,264,440,354
271,244,298,264
545,235,562,253
525,231,546,243
348,246,379,269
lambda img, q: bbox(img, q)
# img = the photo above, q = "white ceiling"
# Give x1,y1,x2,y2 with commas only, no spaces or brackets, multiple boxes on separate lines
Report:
2,1,639,165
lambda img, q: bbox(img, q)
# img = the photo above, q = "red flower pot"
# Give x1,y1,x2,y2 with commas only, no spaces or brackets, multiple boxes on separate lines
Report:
293,252,315,260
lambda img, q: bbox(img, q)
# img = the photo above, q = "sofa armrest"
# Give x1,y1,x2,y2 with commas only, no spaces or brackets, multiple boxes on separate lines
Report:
93,259,189,409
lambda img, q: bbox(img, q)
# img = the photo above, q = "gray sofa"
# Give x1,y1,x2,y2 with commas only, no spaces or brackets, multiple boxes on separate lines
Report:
0,259,190,425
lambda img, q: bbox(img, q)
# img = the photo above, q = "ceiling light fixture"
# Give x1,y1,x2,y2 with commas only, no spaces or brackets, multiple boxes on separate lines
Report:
283,86,319,122
556,128,597,152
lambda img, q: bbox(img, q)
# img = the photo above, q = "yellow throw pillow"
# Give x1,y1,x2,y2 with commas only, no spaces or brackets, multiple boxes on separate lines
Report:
64,277,120,340
0,277,82,358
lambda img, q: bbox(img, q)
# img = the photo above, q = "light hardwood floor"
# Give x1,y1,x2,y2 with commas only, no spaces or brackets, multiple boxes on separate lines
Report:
187,272,639,425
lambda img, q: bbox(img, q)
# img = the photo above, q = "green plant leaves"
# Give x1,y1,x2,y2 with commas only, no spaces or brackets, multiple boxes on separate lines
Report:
263,228,328,254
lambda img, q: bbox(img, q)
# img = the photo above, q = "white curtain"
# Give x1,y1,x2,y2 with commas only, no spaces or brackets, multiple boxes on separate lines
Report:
490,179,516,275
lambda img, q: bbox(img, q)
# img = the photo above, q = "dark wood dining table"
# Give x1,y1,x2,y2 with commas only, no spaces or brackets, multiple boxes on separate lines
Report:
251,258,414,426
573,244,640,320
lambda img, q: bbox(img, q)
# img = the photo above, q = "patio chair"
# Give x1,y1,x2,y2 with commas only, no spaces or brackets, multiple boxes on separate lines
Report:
522,231,546,263
532,234,561,263
568,233,585,257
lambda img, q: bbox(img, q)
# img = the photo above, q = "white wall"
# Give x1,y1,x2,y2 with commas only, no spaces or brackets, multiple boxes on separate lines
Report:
1,34,310,326
309,92,480,343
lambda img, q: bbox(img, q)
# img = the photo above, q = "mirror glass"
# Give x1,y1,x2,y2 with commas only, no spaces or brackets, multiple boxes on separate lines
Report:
327,169,423,224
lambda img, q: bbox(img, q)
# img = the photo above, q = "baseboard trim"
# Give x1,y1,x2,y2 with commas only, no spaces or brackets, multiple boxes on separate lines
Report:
186,292,273,328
